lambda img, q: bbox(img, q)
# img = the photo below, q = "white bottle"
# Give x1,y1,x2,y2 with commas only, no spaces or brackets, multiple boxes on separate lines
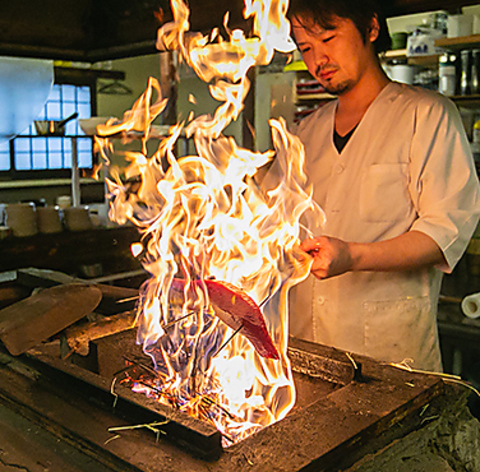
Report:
438,54,457,96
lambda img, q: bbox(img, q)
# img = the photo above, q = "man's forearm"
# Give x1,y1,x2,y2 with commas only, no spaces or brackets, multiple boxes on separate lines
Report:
349,230,445,272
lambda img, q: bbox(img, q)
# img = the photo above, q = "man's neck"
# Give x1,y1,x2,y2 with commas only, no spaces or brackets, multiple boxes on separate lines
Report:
335,66,391,136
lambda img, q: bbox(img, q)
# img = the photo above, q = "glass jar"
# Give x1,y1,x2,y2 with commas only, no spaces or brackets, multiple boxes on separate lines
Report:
472,49,480,94
439,65,456,96
461,49,472,95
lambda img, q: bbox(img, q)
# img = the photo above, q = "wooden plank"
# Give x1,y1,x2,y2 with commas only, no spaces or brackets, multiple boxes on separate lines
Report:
0,351,145,472
17,267,141,315
0,284,102,355
0,282,30,310
64,311,137,356
0,401,116,472
436,34,480,50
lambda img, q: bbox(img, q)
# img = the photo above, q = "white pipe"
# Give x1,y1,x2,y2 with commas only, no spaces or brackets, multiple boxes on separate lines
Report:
461,292,480,319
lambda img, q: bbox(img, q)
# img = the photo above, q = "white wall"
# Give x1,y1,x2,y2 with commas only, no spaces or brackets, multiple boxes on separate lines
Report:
255,70,295,152
96,54,162,120
175,68,244,151
94,54,163,170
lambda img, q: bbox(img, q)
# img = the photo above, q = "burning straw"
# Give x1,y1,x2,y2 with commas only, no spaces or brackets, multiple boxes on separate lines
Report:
96,0,324,445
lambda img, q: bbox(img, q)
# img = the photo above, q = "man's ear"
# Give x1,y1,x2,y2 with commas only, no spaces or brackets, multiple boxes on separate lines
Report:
368,14,380,43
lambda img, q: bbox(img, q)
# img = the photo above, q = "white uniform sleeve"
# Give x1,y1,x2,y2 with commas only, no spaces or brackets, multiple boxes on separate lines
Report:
409,95,480,272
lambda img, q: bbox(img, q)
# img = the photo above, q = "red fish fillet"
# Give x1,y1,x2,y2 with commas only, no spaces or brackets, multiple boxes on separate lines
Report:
169,278,279,359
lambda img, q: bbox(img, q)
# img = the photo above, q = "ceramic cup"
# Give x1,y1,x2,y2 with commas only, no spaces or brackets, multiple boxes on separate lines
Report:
447,14,473,38
56,195,72,209
36,206,63,234
63,206,93,231
473,15,480,35
5,202,38,237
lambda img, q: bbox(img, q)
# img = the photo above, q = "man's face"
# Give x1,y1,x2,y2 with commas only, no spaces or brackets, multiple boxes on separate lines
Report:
292,15,377,96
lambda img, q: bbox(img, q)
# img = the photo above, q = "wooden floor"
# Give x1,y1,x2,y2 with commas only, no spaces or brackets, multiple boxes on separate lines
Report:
0,402,114,472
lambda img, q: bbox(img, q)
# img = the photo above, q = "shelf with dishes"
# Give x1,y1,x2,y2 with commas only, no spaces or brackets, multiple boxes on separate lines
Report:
380,34,480,97
382,34,480,63
287,35,480,77
295,87,335,102
380,48,440,67
294,75,335,100
285,62,337,101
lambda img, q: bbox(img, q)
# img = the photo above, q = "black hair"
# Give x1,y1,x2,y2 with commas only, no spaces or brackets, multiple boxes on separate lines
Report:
288,0,391,53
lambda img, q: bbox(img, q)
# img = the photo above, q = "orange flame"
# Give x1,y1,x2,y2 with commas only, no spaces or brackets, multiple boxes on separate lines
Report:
99,0,324,445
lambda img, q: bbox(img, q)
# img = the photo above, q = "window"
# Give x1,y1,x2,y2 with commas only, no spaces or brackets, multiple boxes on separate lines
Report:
0,82,95,178
0,140,10,172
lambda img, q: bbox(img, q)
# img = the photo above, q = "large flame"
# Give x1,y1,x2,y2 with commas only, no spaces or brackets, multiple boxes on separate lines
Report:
98,0,324,445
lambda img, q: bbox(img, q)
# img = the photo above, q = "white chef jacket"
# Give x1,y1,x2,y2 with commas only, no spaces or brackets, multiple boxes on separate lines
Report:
265,81,480,371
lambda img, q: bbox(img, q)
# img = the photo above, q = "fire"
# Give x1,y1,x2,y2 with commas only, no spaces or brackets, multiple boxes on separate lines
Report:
97,0,324,445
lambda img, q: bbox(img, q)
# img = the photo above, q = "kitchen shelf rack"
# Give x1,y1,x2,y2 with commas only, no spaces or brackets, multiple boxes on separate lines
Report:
295,79,336,102
380,34,480,60
450,94,480,108
291,72,336,123
435,34,480,50
380,48,440,66
295,93,336,101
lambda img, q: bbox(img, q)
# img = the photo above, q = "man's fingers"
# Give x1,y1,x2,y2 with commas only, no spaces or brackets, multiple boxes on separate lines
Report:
300,237,323,253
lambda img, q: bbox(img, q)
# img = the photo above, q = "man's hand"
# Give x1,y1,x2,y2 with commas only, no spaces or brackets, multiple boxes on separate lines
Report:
299,231,446,280
300,236,354,279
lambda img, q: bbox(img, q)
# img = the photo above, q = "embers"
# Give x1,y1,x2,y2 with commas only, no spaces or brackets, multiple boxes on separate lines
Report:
117,354,243,445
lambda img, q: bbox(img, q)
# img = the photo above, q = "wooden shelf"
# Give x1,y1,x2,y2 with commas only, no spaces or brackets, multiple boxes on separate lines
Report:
380,49,439,66
382,49,408,60
54,66,125,83
295,92,336,102
408,55,440,66
449,94,480,108
435,34,480,50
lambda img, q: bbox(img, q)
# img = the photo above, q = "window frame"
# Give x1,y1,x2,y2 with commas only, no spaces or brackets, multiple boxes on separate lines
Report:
0,67,98,180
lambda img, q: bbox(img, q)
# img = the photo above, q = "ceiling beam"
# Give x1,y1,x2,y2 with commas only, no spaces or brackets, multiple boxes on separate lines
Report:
0,0,479,61
385,0,480,16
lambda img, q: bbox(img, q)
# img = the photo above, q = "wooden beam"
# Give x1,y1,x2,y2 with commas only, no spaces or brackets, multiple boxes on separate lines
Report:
54,67,125,85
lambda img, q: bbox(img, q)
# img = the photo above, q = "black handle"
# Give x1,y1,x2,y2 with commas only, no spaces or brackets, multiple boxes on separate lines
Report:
57,112,79,128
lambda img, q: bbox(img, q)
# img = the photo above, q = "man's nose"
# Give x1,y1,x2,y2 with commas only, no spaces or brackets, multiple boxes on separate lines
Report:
313,45,328,69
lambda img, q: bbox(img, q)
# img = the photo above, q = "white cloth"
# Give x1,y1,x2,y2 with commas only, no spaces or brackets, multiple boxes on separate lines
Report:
265,81,480,371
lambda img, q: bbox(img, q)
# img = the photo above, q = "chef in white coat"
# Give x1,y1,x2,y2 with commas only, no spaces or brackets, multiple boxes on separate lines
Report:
272,0,480,371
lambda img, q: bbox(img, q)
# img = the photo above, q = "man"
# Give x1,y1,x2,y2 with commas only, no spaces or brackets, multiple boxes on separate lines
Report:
272,0,480,371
